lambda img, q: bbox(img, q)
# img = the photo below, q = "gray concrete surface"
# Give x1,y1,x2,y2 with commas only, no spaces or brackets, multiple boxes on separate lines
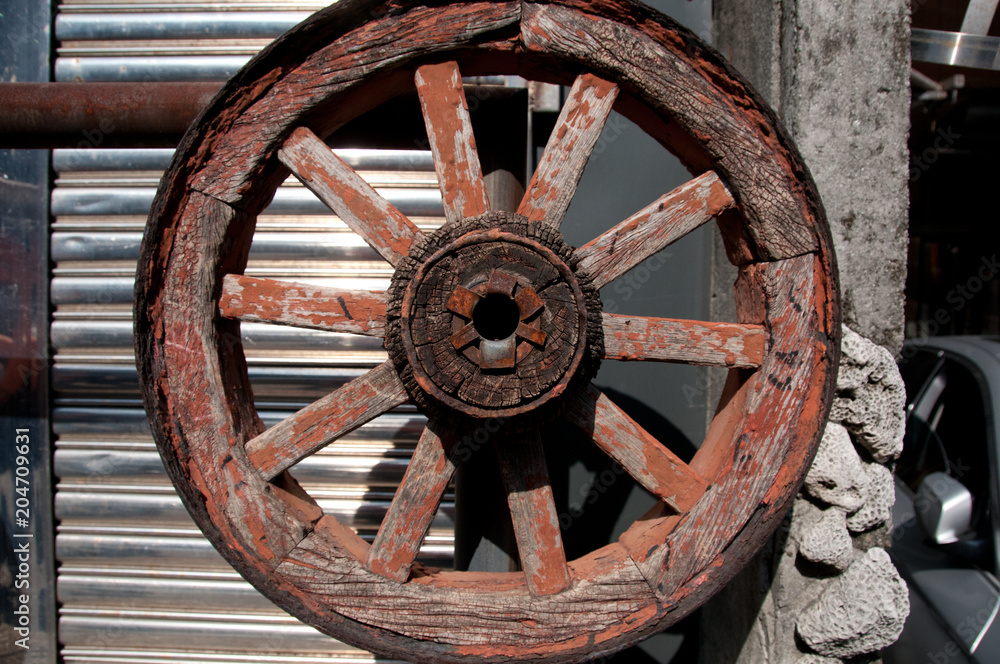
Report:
711,0,910,353
703,1,911,662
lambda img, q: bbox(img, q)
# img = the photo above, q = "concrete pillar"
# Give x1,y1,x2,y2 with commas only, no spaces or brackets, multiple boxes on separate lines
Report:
711,0,910,350
703,1,911,662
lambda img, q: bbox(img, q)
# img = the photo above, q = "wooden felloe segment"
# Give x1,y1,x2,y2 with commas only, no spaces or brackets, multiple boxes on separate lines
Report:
367,421,459,581
601,313,765,368
143,191,316,572
518,73,619,228
494,431,572,596
521,1,821,260
575,171,735,289
622,253,836,601
568,385,709,513
219,274,387,336
695,369,755,484
415,61,491,223
245,361,408,480
278,126,421,266
276,535,659,653
188,1,522,208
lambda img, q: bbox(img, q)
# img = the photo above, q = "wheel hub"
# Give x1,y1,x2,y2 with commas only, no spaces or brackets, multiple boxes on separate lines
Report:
386,212,603,421
447,268,546,370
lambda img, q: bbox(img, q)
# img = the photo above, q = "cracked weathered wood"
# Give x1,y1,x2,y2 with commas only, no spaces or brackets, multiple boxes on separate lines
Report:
621,253,838,602
246,361,408,480
518,73,618,228
567,384,709,514
601,313,765,368
278,126,421,266
278,532,657,656
494,430,572,596
186,1,521,212
137,191,320,574
391,215,592,419
575,171,735,288
367,420,459,582
219,274,387,336
416,61,491,224
521,1,822,260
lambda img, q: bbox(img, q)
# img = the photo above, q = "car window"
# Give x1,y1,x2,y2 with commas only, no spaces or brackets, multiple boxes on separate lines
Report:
898,347,944,408
896,355,994,565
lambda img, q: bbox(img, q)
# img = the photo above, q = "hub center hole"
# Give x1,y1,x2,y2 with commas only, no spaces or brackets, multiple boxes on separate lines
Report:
472,293,520,341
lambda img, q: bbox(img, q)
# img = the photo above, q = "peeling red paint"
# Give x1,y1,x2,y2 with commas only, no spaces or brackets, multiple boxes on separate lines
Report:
602,312,765,368
279,127,419,266
245,361,408,479
518,72,619,227
219,273,387,336
415,61,492,223
575,170,735,288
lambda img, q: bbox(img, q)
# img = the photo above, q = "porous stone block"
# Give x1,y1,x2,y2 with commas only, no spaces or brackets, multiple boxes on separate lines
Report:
796,548,909,658
830,326,905,462
799,507,854,571
804,422,869,512
847,461,895,533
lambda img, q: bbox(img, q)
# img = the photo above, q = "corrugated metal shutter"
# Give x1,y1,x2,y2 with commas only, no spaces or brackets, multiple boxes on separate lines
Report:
52,3,453,661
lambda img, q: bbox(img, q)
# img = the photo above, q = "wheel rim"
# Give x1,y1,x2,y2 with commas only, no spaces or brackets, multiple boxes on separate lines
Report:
135,1,841,661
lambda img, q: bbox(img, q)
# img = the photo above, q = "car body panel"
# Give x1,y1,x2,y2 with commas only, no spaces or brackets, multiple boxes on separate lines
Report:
886,337,1000,663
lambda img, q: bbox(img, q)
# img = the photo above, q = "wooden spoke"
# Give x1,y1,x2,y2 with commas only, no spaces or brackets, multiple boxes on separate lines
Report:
278,127,421,266
219,274,386,336
494,430,571,596
575,171,735,289
566,385,709,514
246,361,407,480
367,420,459,581
517,73,619,228
414,61,491,223
601,313,765,368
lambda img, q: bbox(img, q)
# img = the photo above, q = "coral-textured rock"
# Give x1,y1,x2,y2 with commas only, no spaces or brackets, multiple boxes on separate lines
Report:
799,507,854,571
847,462,895,533
796,548,909,658
830,326,905,462
804,422,869,512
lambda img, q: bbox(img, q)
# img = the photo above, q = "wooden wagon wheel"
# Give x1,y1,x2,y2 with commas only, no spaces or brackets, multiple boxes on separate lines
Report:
135,0,840,661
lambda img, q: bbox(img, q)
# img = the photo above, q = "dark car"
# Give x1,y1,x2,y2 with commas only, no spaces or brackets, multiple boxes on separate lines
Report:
885,337,1000,664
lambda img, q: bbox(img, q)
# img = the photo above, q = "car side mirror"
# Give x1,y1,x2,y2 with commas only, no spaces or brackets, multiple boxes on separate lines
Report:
916,471,974,544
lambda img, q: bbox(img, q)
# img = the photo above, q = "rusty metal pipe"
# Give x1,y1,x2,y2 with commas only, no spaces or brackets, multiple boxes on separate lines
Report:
0,83,529,152
0,82,221,149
